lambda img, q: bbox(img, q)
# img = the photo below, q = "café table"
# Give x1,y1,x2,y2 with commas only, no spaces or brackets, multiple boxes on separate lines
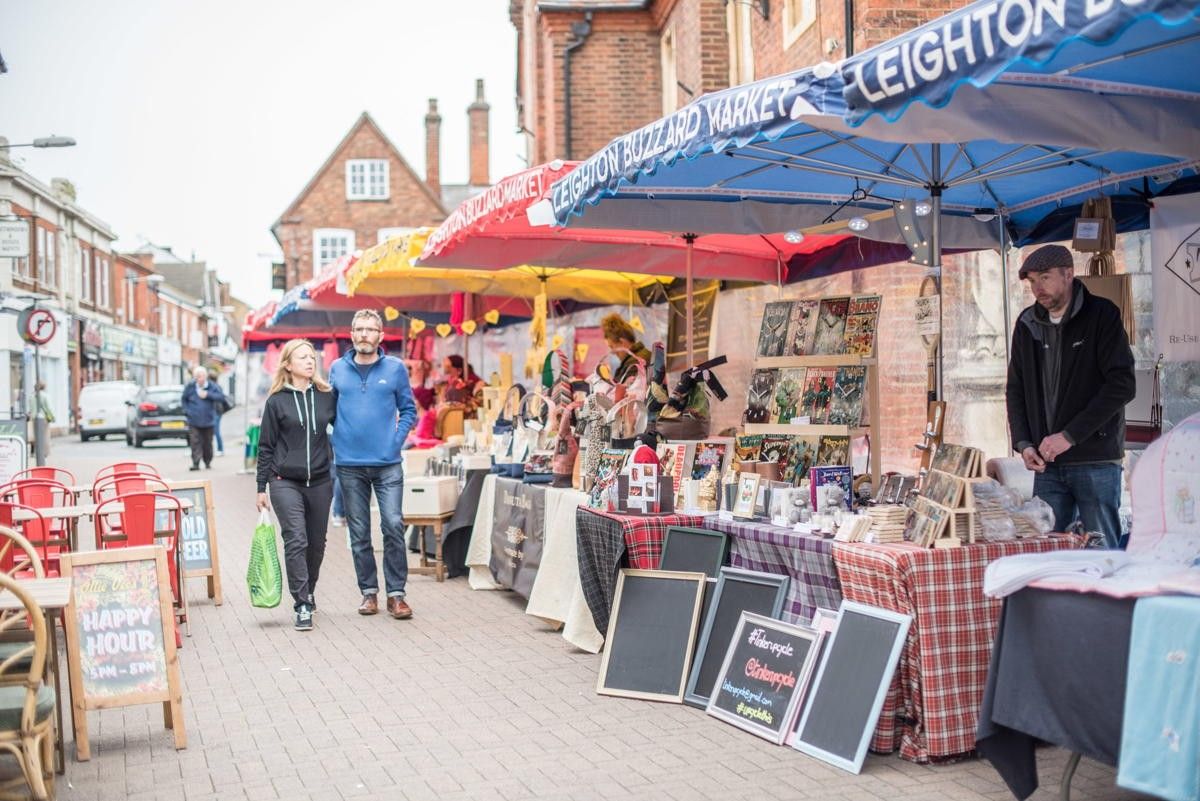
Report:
574,507,705,638
12,498,193,553
832,534,1085,762
702,513,842,624
0,577,71,774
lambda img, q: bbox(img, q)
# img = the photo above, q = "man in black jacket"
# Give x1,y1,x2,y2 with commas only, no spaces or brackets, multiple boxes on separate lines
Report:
1006,244,1136,548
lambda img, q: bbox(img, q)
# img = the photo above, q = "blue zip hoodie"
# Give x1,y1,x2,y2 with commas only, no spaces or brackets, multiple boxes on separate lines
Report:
329,348,417,466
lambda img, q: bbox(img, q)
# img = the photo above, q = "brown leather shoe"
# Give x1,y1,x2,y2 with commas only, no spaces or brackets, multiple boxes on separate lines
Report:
386,597,413,620
357,594,379,615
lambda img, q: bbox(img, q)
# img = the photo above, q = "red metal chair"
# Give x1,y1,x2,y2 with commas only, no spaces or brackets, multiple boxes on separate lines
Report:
0,480,73,570
94,462,160,483
94,492,186,644
92,474,170,505
11,467,76,487
0,511,49,579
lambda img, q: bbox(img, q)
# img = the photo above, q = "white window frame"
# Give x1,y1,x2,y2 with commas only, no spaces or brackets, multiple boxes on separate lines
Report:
98,255,111,308
313,228,355,271
345,159,389,200
377,227,414,245
80,245,93,302
727,3,755,86
782,0,817,49
661,27,678,116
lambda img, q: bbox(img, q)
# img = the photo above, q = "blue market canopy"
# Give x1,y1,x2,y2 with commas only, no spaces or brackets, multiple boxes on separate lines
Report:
533,0,1200,249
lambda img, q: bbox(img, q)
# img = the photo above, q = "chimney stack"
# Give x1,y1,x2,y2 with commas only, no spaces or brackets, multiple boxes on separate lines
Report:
425,98,442,198
468,79,490,187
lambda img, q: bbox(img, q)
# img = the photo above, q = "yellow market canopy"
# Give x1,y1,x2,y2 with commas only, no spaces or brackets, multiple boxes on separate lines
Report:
346,228,672,307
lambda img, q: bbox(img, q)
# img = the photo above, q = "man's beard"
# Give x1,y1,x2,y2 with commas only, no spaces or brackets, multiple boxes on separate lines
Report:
354,341,374,353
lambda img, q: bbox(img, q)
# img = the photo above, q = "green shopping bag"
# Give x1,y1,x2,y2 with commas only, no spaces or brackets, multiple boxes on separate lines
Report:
246,509,283,608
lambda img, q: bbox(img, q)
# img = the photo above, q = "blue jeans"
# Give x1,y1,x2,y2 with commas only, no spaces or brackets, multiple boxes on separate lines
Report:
337,463,407,597
1033,462,1123,548
331,469,345,518
214,413,224,453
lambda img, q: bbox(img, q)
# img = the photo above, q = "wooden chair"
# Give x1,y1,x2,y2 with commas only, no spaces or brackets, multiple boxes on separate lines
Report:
93,462,159,483
95,492,186,643
11,468,75,488
0,572,55,800
435,404,466,440
0,525,43,581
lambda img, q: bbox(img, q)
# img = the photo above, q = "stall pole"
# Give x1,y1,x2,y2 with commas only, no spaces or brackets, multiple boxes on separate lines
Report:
930,147,944,403
684,233,696,369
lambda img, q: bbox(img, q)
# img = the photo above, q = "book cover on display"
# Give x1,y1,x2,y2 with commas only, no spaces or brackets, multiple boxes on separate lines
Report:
756,301,793,357
844,295,882,356
772,369,806,424
787,300,820,356
745,369,778,424
801,367,836,425
812,297,850,354
734,435,764,467
591,449,630,507
817,435,850,466
827,366,867,426
784,436,819,485
810,465,853,511
759,434,792,468
656,442,689,495
921,469,965,508
691,440,730,481
930,443,980,477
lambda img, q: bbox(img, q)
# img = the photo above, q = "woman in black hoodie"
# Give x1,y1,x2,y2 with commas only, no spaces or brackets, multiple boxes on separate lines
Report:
256,339,337,630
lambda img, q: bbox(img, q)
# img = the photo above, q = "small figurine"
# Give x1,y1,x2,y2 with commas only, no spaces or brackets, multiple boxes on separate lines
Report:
698,468,720,512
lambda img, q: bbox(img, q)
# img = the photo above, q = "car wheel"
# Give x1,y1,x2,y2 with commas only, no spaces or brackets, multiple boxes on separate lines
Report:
80,433,90,442
133,432,144,448
100,434,107,441
125,430,133,446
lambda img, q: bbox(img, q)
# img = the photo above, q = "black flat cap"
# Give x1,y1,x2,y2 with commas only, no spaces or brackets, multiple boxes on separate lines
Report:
1019,244,1074,279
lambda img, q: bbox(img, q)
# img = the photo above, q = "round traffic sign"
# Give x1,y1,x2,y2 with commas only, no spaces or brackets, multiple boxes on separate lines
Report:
20,308,57,345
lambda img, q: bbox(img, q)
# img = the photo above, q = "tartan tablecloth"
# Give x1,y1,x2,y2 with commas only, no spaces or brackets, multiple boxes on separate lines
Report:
703,514,842,625
575,507,705,638
833,535,1084,763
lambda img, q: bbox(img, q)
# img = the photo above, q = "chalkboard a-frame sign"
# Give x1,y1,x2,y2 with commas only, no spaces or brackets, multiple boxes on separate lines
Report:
597,569,706,703
61,546,186,761
170,479,223,605
659,526,729,578
705,611,822,744
790,601,911,773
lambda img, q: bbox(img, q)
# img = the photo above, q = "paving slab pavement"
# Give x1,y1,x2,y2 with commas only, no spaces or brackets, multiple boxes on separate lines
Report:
9,434,1149,801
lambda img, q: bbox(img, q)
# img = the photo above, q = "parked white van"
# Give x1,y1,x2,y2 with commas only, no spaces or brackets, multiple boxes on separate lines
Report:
77,381,139,442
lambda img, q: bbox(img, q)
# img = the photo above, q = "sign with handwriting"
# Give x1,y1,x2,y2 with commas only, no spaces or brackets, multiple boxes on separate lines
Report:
170,480,223,604
62,546,186,760
706,611,822,744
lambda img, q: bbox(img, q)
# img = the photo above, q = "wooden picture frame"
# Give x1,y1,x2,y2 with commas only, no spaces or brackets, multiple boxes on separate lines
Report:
169,479,223,605
60,546,186,761
597,569,707,703
731,473,761,519
684,567,789,709
790,601,912,773
659,526,728,578
706,611,823,744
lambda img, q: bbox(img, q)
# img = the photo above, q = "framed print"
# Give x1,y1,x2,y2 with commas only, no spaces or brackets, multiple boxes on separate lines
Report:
732,473,761,518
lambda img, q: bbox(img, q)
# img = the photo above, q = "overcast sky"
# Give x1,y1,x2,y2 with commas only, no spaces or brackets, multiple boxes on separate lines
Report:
1,0,525,307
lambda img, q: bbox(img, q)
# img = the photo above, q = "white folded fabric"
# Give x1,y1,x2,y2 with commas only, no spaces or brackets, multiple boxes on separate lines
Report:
983,550,1133,598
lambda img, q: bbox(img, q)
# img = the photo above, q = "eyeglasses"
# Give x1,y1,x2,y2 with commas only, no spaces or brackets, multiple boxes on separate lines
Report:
352,327,382,335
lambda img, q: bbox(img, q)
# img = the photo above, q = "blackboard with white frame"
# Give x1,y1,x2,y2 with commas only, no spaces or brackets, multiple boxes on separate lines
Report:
790,600,911,773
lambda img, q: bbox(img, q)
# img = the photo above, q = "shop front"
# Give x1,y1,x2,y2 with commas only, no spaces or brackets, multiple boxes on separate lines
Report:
100,324,158,385
158,338,182,386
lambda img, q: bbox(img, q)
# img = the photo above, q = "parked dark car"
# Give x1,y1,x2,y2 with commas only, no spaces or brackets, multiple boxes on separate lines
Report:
125,384,188,447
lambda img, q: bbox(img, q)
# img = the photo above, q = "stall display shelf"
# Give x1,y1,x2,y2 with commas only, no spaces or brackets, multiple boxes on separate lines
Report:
743,424,869,437
754,354,877,369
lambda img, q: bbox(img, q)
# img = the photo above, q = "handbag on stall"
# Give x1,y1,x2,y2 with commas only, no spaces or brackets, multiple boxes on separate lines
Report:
510,392,557,480
607,354,657,450
552,400,582,488
578,393,613,490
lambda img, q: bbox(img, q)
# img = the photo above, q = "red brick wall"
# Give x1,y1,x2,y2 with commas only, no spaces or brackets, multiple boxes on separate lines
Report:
277,120,446,287
662,0,729,107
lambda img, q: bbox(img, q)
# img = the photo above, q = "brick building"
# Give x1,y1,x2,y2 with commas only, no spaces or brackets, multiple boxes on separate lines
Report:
508,0,1048,470
271,81,493,291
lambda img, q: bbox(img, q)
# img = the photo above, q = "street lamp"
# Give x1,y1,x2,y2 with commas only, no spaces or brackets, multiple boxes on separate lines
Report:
0,136,76,149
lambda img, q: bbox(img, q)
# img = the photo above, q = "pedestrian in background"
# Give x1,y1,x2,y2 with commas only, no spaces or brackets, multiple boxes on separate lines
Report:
182,366,227,471
29,381,54,457
256,340,336,631
329,309,417,619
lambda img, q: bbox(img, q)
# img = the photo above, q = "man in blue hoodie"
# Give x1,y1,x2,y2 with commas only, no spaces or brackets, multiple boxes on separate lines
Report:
329,309,418,618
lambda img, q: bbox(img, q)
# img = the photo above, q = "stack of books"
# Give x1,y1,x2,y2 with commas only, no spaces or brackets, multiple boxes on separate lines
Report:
865,505,909,543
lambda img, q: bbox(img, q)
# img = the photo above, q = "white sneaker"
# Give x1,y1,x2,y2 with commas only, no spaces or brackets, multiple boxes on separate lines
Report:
331,516,346,528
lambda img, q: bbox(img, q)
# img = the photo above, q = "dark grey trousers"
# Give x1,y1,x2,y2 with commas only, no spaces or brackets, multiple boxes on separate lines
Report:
269,476,333,610
188,425,214,467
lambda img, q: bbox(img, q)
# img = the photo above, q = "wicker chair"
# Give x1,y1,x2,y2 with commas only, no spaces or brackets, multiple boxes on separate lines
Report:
0,572,55,800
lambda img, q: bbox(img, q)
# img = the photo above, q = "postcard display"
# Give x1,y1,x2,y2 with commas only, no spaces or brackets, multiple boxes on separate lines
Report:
746,296,882,491
907,443,986,548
